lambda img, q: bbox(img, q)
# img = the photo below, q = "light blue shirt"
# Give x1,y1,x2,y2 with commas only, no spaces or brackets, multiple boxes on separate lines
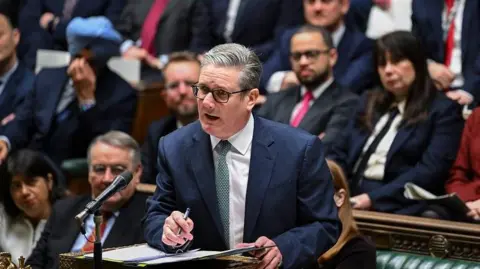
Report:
0,62,19,97
70,211,119,253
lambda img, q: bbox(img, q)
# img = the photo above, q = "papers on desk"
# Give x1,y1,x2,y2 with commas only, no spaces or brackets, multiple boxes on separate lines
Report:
83,243,268,266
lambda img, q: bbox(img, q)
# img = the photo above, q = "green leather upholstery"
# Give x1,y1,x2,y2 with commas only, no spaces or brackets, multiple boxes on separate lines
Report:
61,158,89,178
377,251,480,269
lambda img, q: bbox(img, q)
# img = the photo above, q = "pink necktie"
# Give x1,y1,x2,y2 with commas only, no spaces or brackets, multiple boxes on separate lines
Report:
291,91,313,127
444,0,455,67
140,0,170,56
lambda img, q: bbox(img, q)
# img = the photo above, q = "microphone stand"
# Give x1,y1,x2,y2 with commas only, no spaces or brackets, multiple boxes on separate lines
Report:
93,210,103,269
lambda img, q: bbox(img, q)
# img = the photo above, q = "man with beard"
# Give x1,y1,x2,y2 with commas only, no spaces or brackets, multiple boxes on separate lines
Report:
258,25,358,152
141,51,199,184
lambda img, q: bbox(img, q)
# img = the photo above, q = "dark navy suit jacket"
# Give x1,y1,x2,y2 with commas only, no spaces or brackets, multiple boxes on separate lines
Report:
412,0,480,102
143,117,340,269
18,0,126,69
1,66,137,164
0,63,34,130
327,92,464,215
260,26,374,95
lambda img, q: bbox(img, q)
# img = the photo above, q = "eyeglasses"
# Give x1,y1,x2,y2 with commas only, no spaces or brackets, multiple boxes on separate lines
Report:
192,85,250,103
165,80,196,91
90,164,127,176
289,49,330,61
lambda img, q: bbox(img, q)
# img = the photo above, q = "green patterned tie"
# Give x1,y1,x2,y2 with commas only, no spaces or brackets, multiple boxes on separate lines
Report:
215,140,231,247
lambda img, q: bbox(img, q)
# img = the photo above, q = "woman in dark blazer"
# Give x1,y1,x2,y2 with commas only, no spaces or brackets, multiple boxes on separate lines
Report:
327,31,464,216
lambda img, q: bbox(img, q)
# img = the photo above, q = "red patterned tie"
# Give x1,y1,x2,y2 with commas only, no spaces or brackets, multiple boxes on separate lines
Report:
140,0,170,56
291,91,313,127
444,0,455,67
81,213,112,252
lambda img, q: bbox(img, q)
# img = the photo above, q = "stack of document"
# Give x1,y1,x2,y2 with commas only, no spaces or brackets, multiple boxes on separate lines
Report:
83,244,265,266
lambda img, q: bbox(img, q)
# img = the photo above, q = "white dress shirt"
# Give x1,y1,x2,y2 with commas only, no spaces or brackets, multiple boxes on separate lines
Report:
0,205,46,264
210,113,254,248
289,77,334,122
266,24,345,93
70,211,119,253
443,0,465,89
356,101,405,180
224,0,243,43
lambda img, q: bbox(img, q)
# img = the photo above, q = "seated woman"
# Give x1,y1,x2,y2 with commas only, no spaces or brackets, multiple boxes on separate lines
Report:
327,30,464,216
0,149,67,262
319,160,376,269
443,108,480,222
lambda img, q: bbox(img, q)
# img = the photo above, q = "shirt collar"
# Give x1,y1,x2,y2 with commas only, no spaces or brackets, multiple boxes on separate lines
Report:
398,100,406,115
331,23,346,47
0,62,18,85
301,77,334,100
176,120,183,129
210,113,254,156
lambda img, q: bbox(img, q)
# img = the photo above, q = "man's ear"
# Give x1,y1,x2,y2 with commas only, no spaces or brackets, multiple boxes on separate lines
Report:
334,189,347,207
246,88,259,111
12,29,20,47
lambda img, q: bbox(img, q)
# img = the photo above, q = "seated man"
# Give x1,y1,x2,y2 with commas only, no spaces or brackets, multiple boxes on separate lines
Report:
26,131,146,269
143,43,340,269
0,9,35,130
257,25,358,151
0,17,137,164
141,51,199,184
17,0,126,69
261,0,374,95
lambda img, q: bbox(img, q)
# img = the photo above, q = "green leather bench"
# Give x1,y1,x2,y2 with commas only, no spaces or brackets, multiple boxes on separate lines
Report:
377,251,480,269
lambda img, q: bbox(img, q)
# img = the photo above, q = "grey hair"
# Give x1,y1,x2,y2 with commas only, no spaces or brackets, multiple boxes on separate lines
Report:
201,43,262,90
87,131,141,167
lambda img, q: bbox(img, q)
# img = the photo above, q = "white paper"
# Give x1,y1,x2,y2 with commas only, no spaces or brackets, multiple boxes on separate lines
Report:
84,244,166,262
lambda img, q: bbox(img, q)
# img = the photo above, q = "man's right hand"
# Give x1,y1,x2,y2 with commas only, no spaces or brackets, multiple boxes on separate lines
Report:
280,71,300,90
428,61,455,90
0,140,9,163
162,211,194,247
123,46,161,69
466,199,480,221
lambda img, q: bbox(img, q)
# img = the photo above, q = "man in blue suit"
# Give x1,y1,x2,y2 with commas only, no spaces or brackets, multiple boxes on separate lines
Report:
412,0,480,106
0,17,137,164
143,43,340,269
18,0,126,69
0,10,34,131
261,0,374,95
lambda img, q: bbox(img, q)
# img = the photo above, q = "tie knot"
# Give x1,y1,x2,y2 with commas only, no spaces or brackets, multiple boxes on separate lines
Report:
215,140,231,156
303,90,314,101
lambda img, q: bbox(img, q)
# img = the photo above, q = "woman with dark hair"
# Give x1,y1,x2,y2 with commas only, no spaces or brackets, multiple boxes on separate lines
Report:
0,149,66,262
327,30,464,216
318,160,376,269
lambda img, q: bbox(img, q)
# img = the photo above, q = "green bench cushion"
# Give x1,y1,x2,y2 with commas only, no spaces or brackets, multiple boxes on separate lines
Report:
377,251,480,269
61,158,89,178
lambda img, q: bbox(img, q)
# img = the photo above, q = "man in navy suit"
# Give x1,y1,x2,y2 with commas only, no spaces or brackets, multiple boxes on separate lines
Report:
0,17,137,164
261,0,374,95
18,0,126,69
143,43,340,269
0,11,34,131
412,0,480,105
141,51,199,184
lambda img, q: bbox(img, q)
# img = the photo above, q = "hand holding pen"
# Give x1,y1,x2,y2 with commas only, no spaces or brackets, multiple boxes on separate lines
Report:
162,208,194,247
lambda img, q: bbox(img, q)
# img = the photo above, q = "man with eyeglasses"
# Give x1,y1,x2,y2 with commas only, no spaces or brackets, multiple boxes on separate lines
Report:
27,131,146,269
258,25,358,152
141,51,200,184
143,43,340,269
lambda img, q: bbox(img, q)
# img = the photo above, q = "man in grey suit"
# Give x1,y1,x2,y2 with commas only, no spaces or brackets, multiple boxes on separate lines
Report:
115,0,210,68
257,25,358,152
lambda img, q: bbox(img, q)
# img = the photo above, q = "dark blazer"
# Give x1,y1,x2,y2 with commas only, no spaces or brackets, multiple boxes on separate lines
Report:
200,0,304,62
257,81,359,151
446,108,480,202
327,92,464,215
115,0,210,55
2,66,137,164
141,116,177,184
18,0,126,69
0,63,34,129
143,117,340,269
319,236,376,269
260,26,374,95
411,0,480,102
26,193,148,269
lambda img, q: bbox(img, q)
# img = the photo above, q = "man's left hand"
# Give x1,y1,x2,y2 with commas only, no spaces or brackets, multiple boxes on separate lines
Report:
67,58,97,104
446,90,474,105
351,193,372,210
40,12,55,29
249,236,282,269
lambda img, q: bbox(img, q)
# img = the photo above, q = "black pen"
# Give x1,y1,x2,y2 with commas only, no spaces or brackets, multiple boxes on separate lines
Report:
177,208,191,236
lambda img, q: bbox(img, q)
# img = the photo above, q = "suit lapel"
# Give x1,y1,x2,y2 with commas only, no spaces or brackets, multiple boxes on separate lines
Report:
277,87,300,125
243,118,276,241
432,0,444,60
461,0,473,62
231,0,251,40
386,126,414,168
104,196,138,248
44,70,69,130
0,67,20,112
334,30,351,75
189,128,224,241
157,0,181,25
298,82,336,133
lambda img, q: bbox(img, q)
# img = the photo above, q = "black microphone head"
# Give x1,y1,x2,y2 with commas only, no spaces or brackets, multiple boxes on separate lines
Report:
116,170,134,188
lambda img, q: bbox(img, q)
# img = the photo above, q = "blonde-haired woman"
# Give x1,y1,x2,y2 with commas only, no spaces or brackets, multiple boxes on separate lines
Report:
319,160,376,268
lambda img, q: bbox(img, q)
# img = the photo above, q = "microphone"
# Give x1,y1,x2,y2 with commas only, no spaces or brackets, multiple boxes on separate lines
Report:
75,170,133,233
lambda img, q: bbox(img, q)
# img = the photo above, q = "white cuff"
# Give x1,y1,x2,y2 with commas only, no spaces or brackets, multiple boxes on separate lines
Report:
120,40,135,55
0,136,11,150
266,71,287,93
